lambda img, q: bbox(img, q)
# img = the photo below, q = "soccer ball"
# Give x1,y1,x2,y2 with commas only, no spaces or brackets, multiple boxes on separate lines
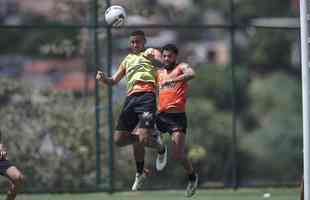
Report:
104,5,126,27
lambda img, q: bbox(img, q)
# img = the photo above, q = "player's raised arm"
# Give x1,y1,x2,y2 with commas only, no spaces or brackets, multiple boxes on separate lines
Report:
163,63,195,86
96,64,126,85
143,48,163,68
178,63,195,82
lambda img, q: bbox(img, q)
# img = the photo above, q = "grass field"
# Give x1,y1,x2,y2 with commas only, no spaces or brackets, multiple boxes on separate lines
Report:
2,188,299,200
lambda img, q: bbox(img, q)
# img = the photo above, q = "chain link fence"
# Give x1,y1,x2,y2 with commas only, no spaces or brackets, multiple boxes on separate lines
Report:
0,0,302,192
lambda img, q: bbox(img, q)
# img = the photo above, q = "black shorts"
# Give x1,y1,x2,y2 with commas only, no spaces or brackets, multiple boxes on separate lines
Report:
116,92,156,132
156,112,187,134
0,160,12,176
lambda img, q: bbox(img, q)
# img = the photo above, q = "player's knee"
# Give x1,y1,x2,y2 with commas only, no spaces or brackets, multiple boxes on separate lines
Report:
13,173,24,188
9,173,24,193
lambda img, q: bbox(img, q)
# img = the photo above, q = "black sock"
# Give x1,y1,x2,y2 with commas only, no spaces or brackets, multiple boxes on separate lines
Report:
158,146,165,154
188,172,196,181
136,161,144,174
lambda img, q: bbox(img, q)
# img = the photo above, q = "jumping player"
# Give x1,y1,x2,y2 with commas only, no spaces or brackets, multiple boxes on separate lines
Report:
96,30,167,191
156,44,198,197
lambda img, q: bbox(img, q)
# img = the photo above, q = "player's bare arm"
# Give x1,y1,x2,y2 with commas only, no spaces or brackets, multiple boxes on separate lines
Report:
96,65,126,85
164,63,195,85
175,63,195,82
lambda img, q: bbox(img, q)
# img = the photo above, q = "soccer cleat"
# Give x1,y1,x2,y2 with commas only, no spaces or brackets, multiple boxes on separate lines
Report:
131,172,147,191
156,145,167,171
186,173,199,197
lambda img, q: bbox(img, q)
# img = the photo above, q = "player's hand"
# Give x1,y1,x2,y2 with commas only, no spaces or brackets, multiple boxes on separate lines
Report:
96,70,107,82
143,48,155,59
0,150,7,160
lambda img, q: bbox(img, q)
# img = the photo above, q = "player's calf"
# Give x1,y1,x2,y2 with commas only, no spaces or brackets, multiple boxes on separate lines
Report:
6,167,24,200
186,173,198,197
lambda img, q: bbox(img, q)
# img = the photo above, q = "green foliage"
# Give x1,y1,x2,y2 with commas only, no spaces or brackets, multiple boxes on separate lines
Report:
0,79,88,189
248,73,301,116
0,77,108,190
0,0,302,190
0,16,79,57
234,0,295,23
192,0,294,24
189,64,232,109
249,30,295,71
185,64,301,184
240,72,302,181
190,64,249,110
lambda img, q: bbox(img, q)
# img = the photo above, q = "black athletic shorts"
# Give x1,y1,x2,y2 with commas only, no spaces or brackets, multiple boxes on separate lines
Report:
116,92,156,132
156,112,187,134
0,159,12,175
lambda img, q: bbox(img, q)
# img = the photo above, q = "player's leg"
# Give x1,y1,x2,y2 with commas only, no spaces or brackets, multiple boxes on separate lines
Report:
133,143,145,174
166,112,193,173
171,131,194,174
171,131,198,197
136,114,167,168
114,96,140,147
132,92,167,190
131,143,147,191
131,127,164,191
134,92,166,153
136,127,164,152
116,92,155,191
3,163,24,200
154,114,168,171
133,92,167,185
162,112,197,197
114,95,147,190
132,126,167,190
135,124,167,172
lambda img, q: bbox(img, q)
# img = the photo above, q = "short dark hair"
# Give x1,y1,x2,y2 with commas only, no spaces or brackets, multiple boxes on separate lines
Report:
161,44,178,55
131,30,145,38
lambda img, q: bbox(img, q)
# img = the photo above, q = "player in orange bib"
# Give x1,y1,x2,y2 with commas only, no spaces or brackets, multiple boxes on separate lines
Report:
156,44,198,197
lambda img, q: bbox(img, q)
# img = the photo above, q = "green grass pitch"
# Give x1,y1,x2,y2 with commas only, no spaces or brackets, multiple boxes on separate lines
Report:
3,188,298,200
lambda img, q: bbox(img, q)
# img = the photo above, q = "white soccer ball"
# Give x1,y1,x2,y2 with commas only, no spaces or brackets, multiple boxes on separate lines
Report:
263,193,271,198
104,5,126,27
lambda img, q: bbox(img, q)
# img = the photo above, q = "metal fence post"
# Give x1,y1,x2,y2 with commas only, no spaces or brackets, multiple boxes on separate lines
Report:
105,0,114,193
92,0,101,189
229,0,238,190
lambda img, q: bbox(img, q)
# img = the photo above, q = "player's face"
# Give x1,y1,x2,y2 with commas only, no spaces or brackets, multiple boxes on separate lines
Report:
129,35,145,53
162,50,177,70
